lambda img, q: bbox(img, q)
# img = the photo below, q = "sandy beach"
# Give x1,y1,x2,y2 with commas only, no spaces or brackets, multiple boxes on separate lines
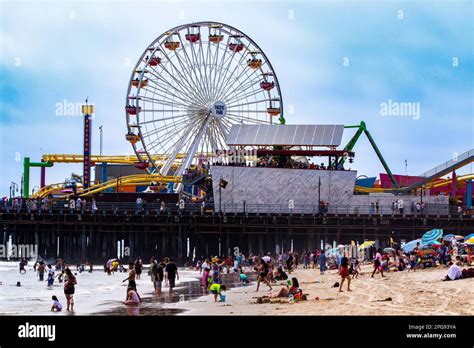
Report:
171,265,474,316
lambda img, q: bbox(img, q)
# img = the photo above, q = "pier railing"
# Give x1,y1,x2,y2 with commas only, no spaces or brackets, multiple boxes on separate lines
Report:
0,201,461,217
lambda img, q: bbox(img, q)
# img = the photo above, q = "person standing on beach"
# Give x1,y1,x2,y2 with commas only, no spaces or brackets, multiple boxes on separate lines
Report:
63,268,77,311
371,249,385,278
338,257,352,292
286,253,293,274
318,251,327,275
165,258,179,293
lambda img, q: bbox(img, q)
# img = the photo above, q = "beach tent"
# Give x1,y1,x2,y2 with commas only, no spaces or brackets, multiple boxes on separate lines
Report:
421,229,443,244
358,241,375,249
401,239,421,253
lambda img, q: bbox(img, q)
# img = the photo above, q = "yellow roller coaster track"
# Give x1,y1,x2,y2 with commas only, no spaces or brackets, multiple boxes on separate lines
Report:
31,173,182,199
41,153,213,165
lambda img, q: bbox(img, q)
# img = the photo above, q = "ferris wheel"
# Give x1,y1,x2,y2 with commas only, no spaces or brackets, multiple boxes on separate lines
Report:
125,21,284,176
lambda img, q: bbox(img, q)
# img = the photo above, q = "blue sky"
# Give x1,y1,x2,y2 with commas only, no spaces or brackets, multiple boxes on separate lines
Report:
0,0,473,196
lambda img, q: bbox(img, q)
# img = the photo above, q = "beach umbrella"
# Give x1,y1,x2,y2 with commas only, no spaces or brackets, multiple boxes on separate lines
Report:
358,241,375,249
422,240,442,247
401,239,421,253
464,233,474,241
465,237,474,245
421,229,443,244
383,247,395,254
443,234,464,241
337,244,345,248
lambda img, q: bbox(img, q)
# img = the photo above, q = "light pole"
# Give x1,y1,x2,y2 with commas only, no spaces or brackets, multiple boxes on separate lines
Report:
10,182,18,199
32,186,40,196
318,176,321,214
99,125,103,156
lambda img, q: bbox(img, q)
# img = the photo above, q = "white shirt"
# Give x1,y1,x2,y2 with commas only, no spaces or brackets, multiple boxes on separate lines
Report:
447,264,462,280
262,256,271,263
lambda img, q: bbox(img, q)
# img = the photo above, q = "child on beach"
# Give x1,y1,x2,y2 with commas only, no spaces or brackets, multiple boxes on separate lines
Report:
351,259,361,279
408,253,417,272
51,295,62,312
338,257,352,292
239,269,249,285
276,277,300,298
124,289,141,305
371,249,385,278
122,262,141,302
47,264,55,287
209,283,227,302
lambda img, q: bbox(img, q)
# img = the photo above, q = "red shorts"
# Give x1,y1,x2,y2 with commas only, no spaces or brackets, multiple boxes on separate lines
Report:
340,267,349,278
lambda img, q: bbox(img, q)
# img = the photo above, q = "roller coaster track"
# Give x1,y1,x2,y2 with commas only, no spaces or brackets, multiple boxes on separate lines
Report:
41,153,213,165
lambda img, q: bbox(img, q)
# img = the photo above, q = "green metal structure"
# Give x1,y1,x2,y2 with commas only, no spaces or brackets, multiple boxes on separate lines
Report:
23,157,53,198
338,121,399,188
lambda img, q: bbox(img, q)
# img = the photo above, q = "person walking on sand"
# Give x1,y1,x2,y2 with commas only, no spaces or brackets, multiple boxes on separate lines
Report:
338,257,352,292
256,259,272,292
371,249,385,278
63,268,77,311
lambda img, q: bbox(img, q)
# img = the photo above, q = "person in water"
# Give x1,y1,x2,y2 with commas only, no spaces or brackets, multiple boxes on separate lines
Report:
124,289,141,305
122,262,141,302
51,295,62,312
63,268,77,311
47,264,55,287
209,283,227,302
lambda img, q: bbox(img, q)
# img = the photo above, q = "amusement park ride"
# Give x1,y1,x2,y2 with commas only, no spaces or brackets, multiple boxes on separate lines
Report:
21,21,474,206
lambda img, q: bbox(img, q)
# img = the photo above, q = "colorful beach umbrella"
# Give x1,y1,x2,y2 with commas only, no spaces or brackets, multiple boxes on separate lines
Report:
421,229,443,244
422,240,442,247
443,234,464,241
358,241,375,249
401,239,421,253
464,233,474,241
383,247,395,254
465,237,474,245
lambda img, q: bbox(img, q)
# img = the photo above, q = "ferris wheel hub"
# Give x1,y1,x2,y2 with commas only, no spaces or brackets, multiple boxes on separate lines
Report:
211,101,227,119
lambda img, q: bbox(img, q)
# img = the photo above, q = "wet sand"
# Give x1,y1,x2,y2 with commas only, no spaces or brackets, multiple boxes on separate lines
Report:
170,265,474,315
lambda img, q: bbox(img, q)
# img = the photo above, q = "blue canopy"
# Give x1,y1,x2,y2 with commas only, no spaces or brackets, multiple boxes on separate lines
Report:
421,229,443,244
401,239,421,253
